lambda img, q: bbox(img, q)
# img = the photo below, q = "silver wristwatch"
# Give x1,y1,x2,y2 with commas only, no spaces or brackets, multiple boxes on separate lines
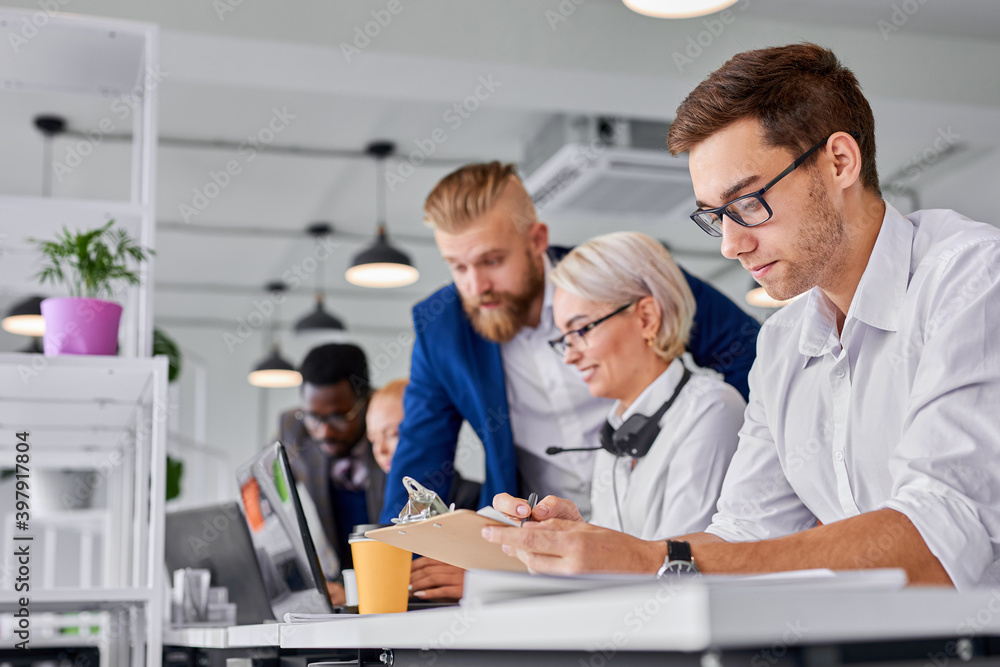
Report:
656,540,700,578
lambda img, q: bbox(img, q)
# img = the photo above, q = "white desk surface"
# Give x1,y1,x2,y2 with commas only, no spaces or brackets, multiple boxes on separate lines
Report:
163,623,280,649
278,583,1000,653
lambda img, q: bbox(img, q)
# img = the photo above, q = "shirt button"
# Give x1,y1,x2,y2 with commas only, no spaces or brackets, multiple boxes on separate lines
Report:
835,451,844,461
835,368,846,379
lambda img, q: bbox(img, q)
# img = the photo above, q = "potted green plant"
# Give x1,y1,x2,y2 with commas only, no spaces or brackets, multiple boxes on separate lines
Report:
31,220,153,355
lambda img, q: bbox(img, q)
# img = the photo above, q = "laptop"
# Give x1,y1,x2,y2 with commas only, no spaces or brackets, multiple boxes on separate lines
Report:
164,501,275,625
234,441,334,620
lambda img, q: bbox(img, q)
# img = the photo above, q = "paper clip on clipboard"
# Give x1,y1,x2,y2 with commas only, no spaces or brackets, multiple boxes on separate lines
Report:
364,477,529,573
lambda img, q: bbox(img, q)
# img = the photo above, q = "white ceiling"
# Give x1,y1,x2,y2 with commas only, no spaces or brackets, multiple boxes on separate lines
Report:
0,0,998,460
0,0,997,331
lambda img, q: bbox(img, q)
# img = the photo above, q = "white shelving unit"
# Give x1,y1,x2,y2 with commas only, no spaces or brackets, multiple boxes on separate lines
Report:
0,8,159,357
0,354,168,666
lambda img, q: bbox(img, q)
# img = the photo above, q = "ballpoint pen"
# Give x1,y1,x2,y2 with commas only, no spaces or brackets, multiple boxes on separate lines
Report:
521,492,539,527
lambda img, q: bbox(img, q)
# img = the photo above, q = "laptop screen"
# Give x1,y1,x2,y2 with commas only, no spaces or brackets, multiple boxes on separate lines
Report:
235,441,332,619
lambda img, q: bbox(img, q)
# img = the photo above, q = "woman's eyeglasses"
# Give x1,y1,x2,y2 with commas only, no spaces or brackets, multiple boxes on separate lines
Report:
548,302,635,356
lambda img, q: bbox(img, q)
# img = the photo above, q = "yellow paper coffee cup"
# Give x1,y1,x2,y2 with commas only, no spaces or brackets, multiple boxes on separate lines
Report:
350,525,412,614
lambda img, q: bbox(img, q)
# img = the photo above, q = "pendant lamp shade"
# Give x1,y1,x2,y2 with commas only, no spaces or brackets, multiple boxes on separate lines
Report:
249,281,302,388
293,222,348,332
2,295,46,337
294,295,346,332
346,141,419,288
346,225,420,288
623,0,739,18
248,345,302,388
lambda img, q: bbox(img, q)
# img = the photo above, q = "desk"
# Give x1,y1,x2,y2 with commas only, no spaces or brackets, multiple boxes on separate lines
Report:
278,581,1000,666
164,623,280,650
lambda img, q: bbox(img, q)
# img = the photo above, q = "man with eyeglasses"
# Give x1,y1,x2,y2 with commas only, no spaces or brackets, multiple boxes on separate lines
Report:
277,343,385,602
485,43,1000,590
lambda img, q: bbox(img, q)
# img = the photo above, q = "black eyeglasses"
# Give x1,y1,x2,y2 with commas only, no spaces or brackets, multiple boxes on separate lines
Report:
299,395,368,431
548,302,635,356
690,134,848,237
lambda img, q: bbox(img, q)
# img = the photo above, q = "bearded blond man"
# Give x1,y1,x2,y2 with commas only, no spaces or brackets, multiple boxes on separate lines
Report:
380,162,760,568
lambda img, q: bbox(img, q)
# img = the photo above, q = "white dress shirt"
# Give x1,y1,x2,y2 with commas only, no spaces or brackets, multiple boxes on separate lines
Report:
706,204,1000,590
501,257,611,519
590,357,745,540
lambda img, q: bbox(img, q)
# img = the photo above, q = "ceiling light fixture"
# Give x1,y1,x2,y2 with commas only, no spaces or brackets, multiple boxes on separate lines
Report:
2,295,46,337
34,114,66,197
623,0,738,19
345,141,420,288
248,282,302,388
294,222,346,333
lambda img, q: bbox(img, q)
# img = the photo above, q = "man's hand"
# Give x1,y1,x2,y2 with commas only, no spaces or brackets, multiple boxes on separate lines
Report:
493,493,584,523
410,557,465,600
482,519,665,575
326,581,346,606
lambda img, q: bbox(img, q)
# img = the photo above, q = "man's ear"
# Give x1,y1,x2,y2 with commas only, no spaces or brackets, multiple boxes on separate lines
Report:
827,132,862,193
528,221,549,255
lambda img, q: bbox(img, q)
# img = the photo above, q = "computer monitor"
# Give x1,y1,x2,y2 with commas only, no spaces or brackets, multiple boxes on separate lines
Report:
164,502,275,625
234,441,333,620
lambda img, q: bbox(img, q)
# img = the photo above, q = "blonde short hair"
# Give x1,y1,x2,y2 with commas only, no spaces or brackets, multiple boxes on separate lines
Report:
371,378,408,406
423,162,537,234
549,232,695,362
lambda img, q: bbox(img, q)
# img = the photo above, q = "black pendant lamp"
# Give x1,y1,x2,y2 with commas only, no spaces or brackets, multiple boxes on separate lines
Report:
294,223,346,333
248,282,302,388
2,295,46,337
35,114,65,198
345,141,420,288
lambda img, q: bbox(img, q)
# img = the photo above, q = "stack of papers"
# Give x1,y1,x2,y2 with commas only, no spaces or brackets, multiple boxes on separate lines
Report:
461,568,909,606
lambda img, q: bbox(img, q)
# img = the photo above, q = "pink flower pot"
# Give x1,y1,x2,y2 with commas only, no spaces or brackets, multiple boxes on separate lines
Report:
40,297,122,356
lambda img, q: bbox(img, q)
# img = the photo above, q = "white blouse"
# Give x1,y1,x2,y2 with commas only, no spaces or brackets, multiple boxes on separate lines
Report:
589,357,745,540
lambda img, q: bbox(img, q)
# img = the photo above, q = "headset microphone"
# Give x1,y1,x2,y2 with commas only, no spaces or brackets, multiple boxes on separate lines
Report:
545,445,602,456
545,366,692,459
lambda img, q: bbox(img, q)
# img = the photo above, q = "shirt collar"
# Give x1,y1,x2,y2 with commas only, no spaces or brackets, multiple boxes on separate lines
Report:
608,357,686,428
798,202,912,360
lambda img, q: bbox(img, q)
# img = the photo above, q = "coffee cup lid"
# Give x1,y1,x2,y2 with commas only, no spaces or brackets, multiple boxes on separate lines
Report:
349,523,390,542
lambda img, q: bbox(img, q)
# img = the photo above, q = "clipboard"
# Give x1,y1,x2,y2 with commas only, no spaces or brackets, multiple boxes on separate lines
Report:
365,509,529,573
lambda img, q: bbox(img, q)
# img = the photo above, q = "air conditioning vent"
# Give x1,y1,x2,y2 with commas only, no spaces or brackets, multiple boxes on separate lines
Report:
521,116,693,219
524,144,692,217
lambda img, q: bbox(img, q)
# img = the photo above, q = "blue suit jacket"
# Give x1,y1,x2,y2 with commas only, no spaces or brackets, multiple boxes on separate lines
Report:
380,257,760,522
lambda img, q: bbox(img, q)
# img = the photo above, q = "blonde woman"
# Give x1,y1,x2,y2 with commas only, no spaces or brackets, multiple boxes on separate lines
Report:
537,231,746,539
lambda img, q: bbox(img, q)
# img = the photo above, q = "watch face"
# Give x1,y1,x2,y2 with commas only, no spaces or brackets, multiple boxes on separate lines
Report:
658,560,698,577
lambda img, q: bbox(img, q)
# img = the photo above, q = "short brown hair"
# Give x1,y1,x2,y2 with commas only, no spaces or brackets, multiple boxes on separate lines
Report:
423,162,537,233
667,43,880,196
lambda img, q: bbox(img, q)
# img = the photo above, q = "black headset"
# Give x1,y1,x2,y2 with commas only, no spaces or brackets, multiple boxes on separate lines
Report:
546,366,692,459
